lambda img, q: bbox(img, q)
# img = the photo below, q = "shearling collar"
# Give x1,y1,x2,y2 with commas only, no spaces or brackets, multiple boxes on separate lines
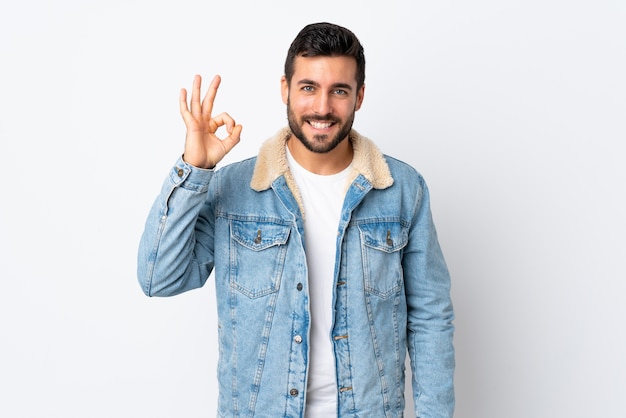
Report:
250,127,394,215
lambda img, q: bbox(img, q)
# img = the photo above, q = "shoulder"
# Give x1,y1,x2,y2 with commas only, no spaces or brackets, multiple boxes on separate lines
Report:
217,155,258,175
213,156,257,186
383,154,426,186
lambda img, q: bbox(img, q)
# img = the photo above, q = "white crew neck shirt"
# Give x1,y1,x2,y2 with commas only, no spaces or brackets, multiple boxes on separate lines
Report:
286,146,351,417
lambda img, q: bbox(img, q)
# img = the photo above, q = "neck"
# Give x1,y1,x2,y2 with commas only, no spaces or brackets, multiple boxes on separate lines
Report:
287,136,353,175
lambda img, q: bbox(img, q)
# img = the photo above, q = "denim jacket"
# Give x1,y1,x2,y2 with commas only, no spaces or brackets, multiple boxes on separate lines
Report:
138,128,455,418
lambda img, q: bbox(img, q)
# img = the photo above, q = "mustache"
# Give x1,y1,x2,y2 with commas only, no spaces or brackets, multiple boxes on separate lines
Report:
304,114,341,123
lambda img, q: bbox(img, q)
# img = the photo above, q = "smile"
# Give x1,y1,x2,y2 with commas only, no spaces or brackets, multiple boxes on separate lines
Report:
308,120,334,129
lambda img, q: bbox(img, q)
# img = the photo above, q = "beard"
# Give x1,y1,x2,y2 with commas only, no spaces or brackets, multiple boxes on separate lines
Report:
286,98,355,154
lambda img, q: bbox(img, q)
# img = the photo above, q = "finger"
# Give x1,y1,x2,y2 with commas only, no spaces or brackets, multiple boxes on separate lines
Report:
201,75,221,119
190,74,202,117
179,88,190,116
209,112,236,134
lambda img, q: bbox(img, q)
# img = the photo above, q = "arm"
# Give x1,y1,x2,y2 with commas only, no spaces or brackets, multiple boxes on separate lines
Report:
137,158,216,296
404,178,455,417
137,75,242,296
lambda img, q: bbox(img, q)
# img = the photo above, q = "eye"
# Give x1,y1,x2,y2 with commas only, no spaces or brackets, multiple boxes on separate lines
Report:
302,85,315,93
333,89,348,96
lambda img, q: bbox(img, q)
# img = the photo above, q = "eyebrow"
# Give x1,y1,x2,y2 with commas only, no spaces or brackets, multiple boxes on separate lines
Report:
297,79,353,91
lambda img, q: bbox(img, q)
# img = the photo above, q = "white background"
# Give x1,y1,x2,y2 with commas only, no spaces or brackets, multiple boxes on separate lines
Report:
1,1,624,417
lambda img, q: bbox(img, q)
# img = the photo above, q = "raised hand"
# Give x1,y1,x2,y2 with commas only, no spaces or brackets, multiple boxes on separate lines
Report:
179,75,242,169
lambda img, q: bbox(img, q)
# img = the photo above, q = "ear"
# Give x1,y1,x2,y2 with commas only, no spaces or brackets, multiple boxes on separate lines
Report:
281,76,289,105
354,84,365,111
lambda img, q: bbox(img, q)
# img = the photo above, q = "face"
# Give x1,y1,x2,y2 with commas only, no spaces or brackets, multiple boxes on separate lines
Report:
282,55,365,154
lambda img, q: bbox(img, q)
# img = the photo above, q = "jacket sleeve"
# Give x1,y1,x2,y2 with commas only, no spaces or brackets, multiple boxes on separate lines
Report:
137,157,217,297
404,176,455,417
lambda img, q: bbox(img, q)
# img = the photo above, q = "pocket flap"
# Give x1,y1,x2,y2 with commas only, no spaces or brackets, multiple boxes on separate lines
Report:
359,222,408,253
231,220,291,251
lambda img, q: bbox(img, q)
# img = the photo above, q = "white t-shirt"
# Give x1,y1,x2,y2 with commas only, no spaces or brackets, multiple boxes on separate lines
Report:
286,147,351,417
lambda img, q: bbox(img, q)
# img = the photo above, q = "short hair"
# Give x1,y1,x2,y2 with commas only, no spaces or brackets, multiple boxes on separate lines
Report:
284,22,366,90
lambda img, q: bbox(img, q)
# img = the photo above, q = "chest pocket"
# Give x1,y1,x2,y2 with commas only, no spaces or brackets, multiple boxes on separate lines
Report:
229,219,291,298
359,222,409,299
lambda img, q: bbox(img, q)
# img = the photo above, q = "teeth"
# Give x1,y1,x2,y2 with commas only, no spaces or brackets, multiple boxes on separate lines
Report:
309,121,332,129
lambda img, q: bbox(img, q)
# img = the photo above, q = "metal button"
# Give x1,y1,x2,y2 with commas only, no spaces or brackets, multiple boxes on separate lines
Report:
177,168,184,177
289,388,299,396
296,283,303,291
294,335,302,344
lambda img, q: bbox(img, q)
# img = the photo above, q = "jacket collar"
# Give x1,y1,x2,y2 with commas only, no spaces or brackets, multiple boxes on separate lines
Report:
250,127,394,192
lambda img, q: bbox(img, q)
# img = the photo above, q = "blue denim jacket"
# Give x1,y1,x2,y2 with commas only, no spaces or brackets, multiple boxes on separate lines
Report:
138,128,455,418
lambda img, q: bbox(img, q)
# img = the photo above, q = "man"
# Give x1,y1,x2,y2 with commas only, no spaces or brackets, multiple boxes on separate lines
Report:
138,22,455,417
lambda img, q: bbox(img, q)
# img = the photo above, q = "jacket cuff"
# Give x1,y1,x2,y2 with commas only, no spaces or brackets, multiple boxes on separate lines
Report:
168,156,214,192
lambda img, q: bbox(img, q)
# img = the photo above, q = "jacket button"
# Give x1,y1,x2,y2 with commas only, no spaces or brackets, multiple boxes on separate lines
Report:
294,335,302,344
296,283,303,291
289,388,299,396
177,168,184,177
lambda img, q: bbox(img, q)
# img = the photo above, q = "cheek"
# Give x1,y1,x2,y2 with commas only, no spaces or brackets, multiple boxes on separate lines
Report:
289,96,313,114
338,101,358,118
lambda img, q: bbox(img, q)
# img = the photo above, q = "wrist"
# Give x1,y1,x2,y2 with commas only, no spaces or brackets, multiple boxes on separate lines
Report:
182,154,215,170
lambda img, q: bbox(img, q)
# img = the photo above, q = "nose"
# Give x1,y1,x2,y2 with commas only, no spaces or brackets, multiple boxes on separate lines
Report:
312,91,331,115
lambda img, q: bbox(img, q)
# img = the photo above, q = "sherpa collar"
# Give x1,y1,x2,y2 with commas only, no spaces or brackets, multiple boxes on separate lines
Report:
249,127,394,219
250,127,394,193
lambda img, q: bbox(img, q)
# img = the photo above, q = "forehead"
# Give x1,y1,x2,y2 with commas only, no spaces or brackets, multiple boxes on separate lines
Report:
291,55,358,87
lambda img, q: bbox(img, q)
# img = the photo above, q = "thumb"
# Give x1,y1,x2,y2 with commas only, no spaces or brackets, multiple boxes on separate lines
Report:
221,124,243,154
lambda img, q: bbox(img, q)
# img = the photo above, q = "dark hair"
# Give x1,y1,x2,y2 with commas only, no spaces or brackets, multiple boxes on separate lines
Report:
284,22,366,90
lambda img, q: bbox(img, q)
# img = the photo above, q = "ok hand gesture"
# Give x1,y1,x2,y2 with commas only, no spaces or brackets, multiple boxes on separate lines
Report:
179,75,242,169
